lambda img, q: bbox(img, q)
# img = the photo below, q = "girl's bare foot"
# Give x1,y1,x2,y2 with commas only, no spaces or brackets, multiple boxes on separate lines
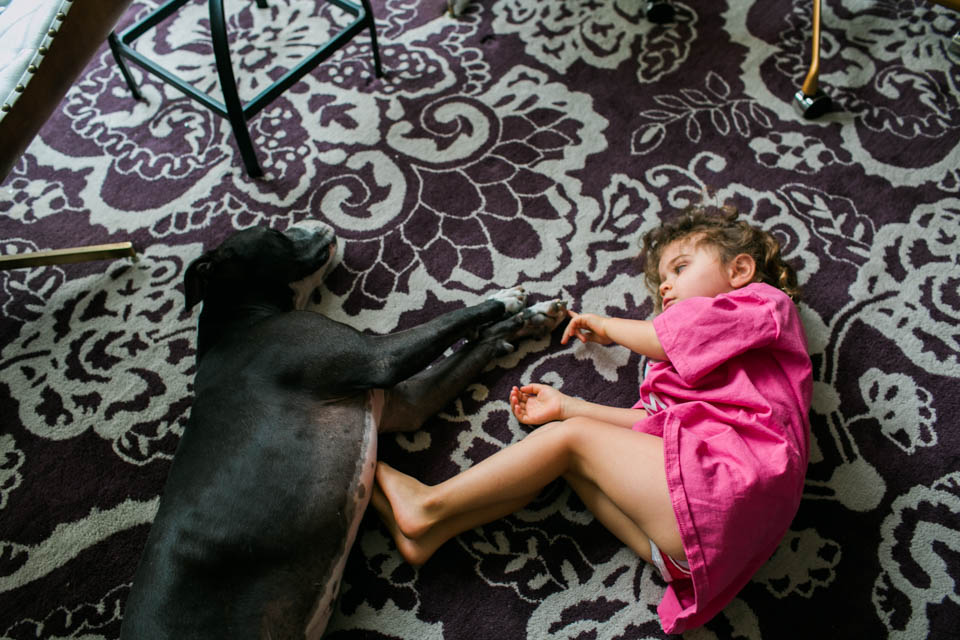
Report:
374,462,434,540
370,485,437,565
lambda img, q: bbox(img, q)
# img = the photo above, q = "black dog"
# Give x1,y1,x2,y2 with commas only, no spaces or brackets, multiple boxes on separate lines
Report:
120,221,565,639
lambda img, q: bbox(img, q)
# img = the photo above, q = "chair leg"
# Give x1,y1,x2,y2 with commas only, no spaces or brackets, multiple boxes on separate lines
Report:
108,31,144,100
107,0,382,177
209,0,263,177
360,0,384,78
793,0,832,118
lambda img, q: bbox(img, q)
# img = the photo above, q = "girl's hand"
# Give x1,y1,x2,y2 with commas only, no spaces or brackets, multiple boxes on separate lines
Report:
510,384,567,425
561,310,613,345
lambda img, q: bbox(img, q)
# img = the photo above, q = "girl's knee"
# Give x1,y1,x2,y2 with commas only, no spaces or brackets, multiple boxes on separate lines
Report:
527,419,568,436
547,418,593,449
556,417,598,442
524,419,581,450
547,418,584,436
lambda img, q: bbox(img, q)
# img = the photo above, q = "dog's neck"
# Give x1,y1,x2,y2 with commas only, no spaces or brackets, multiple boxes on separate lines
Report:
194,300,287,360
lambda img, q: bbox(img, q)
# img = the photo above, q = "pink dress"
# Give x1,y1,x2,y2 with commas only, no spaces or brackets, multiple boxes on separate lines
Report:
632,283,812,633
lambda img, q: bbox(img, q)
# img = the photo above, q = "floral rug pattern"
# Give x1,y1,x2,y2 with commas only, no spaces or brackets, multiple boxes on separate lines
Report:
1,0,958,638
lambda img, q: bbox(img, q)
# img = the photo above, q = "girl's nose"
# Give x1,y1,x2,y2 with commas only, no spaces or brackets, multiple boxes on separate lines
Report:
659,280,671,297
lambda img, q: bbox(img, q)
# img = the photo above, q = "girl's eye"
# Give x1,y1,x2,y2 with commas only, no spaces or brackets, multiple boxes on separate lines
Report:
675,264,686,274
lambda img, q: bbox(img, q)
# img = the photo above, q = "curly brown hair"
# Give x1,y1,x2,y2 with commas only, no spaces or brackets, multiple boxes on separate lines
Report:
640,205,802,310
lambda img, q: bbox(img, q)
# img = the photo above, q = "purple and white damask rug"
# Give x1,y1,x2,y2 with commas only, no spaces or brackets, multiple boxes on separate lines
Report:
1,0,959,638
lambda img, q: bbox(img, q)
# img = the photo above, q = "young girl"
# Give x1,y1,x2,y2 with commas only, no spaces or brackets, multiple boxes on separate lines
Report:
372,207,812,634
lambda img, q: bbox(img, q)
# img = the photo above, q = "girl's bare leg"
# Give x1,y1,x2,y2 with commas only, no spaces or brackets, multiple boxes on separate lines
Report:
374,418,682,564
560,424,685,561
563,474,655,562
371,481,536,565
564,474,685,563
375,420,575,542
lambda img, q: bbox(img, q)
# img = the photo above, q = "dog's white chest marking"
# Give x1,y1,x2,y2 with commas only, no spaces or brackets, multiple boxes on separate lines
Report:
290,266,332,311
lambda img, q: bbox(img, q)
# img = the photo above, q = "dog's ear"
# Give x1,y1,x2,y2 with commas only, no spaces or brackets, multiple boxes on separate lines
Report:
184,254,214,310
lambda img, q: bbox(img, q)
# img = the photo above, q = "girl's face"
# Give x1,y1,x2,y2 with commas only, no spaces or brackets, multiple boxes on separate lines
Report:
656,237,737,311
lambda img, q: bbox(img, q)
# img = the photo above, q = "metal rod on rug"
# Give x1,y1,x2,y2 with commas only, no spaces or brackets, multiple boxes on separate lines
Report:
0,242,138,270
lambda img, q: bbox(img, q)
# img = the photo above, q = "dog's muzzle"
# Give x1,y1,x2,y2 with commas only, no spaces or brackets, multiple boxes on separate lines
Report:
286,220,337,310
286,220,335,248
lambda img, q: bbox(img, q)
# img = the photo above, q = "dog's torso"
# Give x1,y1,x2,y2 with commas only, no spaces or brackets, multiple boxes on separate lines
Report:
123,312,378,639
120,224,564,639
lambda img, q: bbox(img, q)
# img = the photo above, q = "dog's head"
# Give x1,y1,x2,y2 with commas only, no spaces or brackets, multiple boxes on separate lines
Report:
184,221,337,313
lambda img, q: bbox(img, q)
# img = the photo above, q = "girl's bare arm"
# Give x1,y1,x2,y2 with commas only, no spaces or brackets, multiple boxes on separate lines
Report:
511,384,647,429
562,396,648,428
562,312,668,361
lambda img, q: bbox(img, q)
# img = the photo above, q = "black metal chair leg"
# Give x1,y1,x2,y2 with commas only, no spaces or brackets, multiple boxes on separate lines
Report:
108,31,144,100
109,0,382,178
209,0,263,177
360,0,383,77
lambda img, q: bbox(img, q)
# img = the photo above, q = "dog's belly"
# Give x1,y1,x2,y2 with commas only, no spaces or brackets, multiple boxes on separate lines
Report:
303,392,379,639
122,388,381,640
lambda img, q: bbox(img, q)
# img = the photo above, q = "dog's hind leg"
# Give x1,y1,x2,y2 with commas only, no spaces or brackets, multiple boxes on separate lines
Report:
376,300,566,433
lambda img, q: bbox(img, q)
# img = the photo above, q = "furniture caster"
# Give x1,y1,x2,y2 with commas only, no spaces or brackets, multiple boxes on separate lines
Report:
793,88,832,119
645,0,675,24
794,0,830,119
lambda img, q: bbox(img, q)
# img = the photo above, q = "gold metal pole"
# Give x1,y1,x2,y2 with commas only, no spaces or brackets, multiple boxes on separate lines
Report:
801,0,823,97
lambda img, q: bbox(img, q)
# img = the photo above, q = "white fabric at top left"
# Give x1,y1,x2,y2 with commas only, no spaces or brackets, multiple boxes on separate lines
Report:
0,0,73,115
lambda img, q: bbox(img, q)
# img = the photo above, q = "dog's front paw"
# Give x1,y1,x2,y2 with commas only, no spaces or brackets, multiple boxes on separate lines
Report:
514,299,568,338
494,339,516,356
487,286,527,315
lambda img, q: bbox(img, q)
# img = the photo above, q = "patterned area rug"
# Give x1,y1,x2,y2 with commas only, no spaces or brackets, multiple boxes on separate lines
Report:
2,0,959,638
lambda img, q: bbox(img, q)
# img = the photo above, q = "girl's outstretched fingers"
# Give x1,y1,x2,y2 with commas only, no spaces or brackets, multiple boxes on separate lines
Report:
560,309,581,344
561,310,612,345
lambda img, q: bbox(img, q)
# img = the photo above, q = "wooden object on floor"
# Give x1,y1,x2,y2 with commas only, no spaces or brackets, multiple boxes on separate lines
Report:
0,0,136,270
0,242,137,270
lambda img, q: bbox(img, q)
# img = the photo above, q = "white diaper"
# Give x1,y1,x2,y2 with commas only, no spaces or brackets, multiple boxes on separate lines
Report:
649,538,691,583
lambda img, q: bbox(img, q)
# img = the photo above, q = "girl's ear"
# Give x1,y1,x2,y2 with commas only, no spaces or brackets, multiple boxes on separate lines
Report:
728,253,756,288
